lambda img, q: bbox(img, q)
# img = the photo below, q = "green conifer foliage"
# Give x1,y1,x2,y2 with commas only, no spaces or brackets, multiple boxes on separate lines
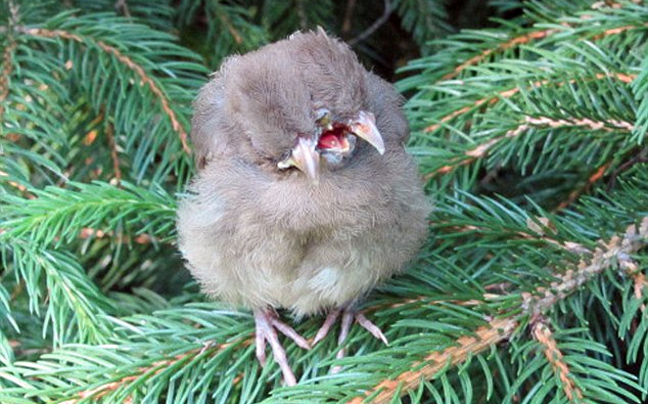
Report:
1,0,646,403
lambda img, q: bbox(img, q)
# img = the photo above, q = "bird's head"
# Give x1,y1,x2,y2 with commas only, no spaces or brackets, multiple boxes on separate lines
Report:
216,29,387,185
276,108,384,184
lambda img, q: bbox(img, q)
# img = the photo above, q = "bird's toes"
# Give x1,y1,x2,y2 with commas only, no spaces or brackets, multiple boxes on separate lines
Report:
326,308,389,372
311,308,342,346
254,309,307,386
355,312,389,346
255,332,268,366
269,315,311,350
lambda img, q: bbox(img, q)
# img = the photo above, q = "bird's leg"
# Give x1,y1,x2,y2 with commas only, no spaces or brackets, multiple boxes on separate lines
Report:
354,312,389,345
329,309,356,373
311,308,342,346
254,308,310,386
312,306,389,372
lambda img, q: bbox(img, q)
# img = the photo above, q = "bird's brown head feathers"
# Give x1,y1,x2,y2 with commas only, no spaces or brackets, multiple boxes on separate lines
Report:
192,29,403,184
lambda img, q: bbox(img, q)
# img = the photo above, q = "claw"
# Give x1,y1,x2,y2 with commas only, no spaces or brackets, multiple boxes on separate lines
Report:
254,309,310,386
312,308,342,346
355,312,389,346
312,306,389,373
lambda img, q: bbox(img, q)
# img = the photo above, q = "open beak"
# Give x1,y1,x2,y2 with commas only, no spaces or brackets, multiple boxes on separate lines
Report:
350,111,385,155
277,111,383,184
278,137,320,184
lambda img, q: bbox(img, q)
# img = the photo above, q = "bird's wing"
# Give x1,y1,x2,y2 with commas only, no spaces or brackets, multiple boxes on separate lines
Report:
191,56,240,169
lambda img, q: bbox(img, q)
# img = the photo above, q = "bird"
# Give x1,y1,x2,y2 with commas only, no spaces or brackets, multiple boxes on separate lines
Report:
177,28,429,386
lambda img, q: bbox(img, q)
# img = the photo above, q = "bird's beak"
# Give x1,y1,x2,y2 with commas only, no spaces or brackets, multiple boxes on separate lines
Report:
278,137,321,184
350,111,385,155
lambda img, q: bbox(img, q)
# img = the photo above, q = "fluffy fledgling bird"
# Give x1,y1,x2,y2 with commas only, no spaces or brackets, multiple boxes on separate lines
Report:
177,29,429,385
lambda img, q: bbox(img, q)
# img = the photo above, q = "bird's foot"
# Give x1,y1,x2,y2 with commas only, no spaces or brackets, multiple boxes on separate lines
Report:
312,307,388,372
254,309,310,386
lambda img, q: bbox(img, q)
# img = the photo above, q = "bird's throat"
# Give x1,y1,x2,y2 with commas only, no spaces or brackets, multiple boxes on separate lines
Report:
317,123,354,154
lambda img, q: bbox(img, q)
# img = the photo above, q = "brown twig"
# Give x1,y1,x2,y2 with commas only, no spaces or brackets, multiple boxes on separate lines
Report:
341,0,357,35
442,29,557,81
425,113,634,180
0,2,19,125
0,40,16,124
348,317,518,404
217,11,243,44
553,141,641,212
523,217,648,317
441,22,647,82
433,114,634,210
532,320,584,403
425,72,636,135
424,79,543,134
425,117,530,179
348,0,393,46
590,23,648,39
78,227,153,245
384,293,502,310
436,220,590,255
0,172,34,198
633,272,647,312
114,0,131,18
606,148,648,190
440,3,647,83
104,122,123,185
524,116,633,132
17,27,191,154
295,0,308,30
555,162,611,211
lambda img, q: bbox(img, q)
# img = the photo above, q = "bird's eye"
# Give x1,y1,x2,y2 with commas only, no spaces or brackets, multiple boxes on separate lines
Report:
278,149,293,164
315,108,331,127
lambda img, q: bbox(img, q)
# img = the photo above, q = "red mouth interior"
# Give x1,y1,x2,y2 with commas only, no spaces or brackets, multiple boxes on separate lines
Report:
317,124,349,150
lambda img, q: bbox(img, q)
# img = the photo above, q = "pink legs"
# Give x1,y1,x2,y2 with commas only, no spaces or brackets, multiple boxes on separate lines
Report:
312,306,388,370
253,306,387,385
254,309,310,386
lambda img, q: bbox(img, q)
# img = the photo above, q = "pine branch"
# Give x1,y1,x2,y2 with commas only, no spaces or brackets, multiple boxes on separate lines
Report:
1,8,207,188
633,53,648,142
346,216,648,403
2,203,646,402
349,317,518,404
17,26,191,154
523,217,648,318
532,321,583,403
60,339,253,404
1,181,176,247
3,242,114,345
2,1,647,402
440,29,558,81
422,73,636,136
436,21,647,83
401,1,647,83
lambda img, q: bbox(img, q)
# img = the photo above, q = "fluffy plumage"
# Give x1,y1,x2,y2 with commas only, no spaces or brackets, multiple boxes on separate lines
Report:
177,29,429,384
